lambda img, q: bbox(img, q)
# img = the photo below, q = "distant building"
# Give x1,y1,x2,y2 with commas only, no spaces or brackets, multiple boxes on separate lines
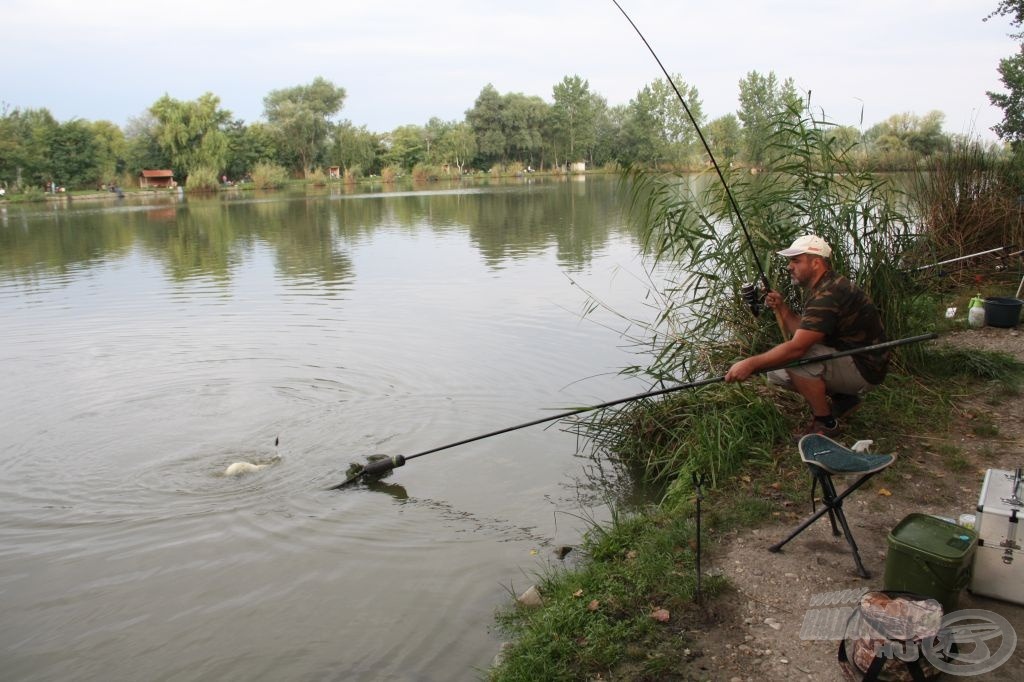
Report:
328,166,341,179
139,170,175,189
570,161,586,173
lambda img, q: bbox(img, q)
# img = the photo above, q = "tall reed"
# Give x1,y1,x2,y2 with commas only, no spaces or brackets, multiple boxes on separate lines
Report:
907,140,1024,278
250,162,289,189
184,166,219,192
578,106,930,491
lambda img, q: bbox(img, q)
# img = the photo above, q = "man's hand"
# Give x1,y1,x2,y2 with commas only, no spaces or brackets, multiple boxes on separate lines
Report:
725,357,758,383
764,290,784,309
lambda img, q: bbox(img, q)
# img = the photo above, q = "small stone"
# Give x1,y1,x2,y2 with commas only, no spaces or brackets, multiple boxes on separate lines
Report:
516,585,542,607
779,658,789,664
492,641,514,667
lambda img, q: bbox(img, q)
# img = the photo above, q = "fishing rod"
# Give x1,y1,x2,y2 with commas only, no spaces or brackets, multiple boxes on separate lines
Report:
611,0,782,334
327,333,937,490
912,245,1011,272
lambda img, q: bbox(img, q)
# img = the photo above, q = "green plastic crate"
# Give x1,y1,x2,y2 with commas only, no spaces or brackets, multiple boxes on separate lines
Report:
883,513,977,613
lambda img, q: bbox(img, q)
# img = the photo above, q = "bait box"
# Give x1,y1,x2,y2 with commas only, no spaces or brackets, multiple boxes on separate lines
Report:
883,513,976,613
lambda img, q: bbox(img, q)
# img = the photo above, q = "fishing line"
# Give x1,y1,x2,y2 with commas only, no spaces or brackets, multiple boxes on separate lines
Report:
611,0,771,292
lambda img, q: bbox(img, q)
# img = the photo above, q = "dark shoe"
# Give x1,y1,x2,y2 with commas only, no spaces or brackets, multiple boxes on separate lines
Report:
830,393,862,420
792,417,841,443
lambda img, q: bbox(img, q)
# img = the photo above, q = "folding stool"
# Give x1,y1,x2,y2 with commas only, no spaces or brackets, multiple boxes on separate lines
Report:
769,433,896,579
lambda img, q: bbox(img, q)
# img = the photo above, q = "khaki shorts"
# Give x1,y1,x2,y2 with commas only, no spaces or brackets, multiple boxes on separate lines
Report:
767,344,876,395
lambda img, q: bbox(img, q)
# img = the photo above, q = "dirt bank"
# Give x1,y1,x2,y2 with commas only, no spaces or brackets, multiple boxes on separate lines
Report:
683,326,1024,681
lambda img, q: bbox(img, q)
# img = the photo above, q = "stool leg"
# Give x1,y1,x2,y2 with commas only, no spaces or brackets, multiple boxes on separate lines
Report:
770,468,838,552
826,495,871,579
770,471,877,579
769,504,834,553
818,472,842,538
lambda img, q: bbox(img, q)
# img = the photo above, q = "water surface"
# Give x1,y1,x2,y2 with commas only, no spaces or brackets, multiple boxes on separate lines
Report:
0,177,659,680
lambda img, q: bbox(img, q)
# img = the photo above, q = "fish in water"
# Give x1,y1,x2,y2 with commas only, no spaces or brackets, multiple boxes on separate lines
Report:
224,438,281,476
224,462,268,476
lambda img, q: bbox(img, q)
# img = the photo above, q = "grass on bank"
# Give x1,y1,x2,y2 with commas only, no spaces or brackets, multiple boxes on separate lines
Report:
487,342,1024,682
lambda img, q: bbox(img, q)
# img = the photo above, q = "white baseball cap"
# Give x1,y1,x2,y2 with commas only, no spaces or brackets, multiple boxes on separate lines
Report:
777,235,832,258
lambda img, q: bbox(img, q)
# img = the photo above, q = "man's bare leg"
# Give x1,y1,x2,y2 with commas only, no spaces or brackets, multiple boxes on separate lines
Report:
787,370,831,418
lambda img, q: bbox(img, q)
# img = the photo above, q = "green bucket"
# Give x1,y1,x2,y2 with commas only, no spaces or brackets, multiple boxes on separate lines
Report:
883,513,976,613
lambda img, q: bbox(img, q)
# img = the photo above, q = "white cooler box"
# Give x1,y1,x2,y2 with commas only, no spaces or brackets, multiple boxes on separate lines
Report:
969,467,1023,605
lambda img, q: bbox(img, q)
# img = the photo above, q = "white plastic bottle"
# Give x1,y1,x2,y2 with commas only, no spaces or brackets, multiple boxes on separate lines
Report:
968,294,986,328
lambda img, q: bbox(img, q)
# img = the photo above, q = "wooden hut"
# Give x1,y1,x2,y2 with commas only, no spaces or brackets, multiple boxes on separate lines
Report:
139,170,175,189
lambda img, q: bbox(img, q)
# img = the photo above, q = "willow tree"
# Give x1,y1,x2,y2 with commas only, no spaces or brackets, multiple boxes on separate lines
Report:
465,84,548,167
149,93,230,180
263,77,346,177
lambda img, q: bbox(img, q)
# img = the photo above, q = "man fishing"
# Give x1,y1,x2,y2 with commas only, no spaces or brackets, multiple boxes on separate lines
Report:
724,235,889,438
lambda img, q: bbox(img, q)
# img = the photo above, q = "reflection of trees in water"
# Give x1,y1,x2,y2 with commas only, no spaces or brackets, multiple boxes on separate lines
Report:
0,205,137,281
140,199,244,281
459,178,626,270
0,177,634,285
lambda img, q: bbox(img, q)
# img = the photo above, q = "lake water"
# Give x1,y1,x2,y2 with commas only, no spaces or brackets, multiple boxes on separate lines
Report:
0,176,661,681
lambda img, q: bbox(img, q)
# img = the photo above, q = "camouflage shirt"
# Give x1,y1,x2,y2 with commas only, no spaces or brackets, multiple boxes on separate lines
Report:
800,270,889,384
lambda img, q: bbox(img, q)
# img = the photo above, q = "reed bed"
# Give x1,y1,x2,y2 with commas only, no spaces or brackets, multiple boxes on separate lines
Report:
572,107,932,494
906,140,1024,287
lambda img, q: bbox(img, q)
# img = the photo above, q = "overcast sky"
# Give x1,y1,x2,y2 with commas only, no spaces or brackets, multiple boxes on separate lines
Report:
2,1,1017,141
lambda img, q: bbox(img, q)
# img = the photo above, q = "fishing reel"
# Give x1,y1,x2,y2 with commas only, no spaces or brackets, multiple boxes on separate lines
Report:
739,282,763,318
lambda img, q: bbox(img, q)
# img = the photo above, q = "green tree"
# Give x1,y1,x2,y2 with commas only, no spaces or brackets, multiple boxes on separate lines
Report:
591,103,627,166
124,112,170,178
263,77,347,177
224,120,279,181
989,46,1024,149
705,114,742,165
330,122,381,174
48,119,100,188
864,111,948,156
826,125,863,156
503,93,548,166
550,75,598,163
88,120,128,184
465,84,548,167
986,1,1024,148
383,124,425,170
429,120,476,173
736,70,800,166
0,106,57,189
623,75,703,167
149,92,231,179
465,84,506,166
